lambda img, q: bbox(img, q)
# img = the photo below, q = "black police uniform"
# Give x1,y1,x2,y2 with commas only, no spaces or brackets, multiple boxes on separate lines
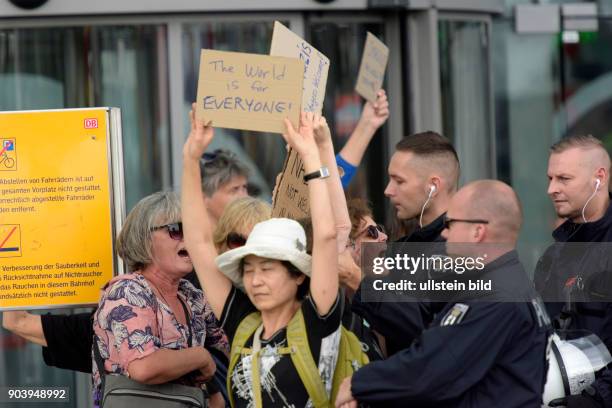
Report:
534,199,612,406
352,213,447,356
352,251,551,408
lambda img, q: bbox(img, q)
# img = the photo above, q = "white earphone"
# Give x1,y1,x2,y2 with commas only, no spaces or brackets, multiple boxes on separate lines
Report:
420,185,437,227
582,178,602,222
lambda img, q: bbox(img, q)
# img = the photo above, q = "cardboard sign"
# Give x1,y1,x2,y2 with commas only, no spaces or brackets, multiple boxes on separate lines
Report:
272,149,309,220
195,49,304,134
0,108,122,309
355,32,389,103
270,21,330,115
270,22,331,218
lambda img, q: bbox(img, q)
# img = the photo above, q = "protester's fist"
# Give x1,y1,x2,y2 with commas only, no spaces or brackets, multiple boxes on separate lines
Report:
313,114,332,146
360,89,389,131
184,102,214,161
282,112,319,160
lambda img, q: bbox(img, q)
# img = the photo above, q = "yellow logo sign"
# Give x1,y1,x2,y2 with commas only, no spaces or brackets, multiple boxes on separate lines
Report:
0,138,17,171
0,224,21,258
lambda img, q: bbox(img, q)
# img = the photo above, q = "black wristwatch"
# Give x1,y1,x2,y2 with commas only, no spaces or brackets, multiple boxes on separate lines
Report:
303,167,330,183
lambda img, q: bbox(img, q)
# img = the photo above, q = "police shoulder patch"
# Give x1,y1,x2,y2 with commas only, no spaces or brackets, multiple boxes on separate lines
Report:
440,303,470,326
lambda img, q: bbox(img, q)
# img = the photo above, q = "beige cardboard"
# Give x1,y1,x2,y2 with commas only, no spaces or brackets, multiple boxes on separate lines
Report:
355,32,389,103
272,148,310,220
196,49,303,134
270,22,331,218
270,21,330,115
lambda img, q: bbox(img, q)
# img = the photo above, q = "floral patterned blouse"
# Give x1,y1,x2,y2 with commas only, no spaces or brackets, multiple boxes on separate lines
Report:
92,273,229,403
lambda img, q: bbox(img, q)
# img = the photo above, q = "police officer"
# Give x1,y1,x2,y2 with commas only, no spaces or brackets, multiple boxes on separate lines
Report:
336,180,551,408
535,135,612,408
351,131,460,355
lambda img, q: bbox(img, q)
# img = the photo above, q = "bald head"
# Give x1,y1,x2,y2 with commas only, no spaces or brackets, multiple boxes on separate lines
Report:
455,180,523,243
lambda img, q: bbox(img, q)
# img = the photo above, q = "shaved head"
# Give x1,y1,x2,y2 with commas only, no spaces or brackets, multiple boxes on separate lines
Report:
548,136,611,222
454,180,522,243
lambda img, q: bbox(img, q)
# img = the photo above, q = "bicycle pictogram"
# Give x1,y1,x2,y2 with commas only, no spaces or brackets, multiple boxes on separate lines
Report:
0,139,16,170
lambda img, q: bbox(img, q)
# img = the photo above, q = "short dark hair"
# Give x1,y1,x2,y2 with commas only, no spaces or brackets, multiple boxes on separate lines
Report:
396,131,459,162
395,131,460,190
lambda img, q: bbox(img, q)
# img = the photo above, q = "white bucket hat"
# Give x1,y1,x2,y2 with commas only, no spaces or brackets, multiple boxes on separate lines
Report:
215,218,312,290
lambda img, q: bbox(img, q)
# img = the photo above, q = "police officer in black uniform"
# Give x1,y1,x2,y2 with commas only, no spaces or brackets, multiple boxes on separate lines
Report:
535,135,612,408
336,180,552,408
351,132,459,356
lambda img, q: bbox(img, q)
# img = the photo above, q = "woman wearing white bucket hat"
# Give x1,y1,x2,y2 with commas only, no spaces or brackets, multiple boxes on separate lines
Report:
182,107,341,408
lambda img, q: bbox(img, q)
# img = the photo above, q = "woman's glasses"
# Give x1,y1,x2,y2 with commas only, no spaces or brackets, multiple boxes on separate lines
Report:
151,222,183,241
360,224,386,240
226,232,247,249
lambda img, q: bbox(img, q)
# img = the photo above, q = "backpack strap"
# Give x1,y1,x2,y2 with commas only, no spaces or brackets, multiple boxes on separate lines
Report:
331,326,370,402
227,312,261,408
286,308,330,408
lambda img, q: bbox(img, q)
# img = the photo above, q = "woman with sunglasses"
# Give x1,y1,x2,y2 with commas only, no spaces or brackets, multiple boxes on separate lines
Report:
212,197,271,253
182,109,341,407
91,191,228,408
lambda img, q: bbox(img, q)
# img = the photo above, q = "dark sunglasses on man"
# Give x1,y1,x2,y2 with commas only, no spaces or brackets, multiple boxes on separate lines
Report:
443,216,489,230
151,222,183,241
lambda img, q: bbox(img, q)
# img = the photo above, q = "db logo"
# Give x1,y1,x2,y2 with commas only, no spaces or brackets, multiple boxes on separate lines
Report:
84,118,98,129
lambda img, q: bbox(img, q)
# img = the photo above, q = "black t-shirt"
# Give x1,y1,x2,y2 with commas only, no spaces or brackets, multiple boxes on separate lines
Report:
220,287,342,408
41,311,94,373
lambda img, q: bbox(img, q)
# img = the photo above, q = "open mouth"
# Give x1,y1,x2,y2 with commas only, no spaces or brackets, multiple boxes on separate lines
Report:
178,249,190,258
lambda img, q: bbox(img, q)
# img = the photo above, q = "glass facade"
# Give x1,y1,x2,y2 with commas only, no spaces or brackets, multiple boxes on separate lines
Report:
0,25,169,210
308,21,388,222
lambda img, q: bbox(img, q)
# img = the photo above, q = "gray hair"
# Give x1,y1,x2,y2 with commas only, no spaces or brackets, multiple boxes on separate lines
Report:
116,191,181,272
200,149,250,196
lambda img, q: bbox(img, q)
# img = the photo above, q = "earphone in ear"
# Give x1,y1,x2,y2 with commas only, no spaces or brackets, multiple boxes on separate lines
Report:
429,185,436,195
595,178,601,191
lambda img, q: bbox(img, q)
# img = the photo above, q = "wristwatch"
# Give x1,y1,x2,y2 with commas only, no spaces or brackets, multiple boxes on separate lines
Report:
303,167,330,183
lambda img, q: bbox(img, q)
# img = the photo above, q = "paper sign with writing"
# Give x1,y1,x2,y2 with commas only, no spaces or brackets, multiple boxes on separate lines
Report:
196,49,304,134
270,21,330,115
272,148,310,220
355,32,389,103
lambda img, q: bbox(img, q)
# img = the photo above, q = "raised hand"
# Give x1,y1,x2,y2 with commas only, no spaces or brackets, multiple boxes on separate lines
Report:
313,114,332,147
183,102,214,161
282,112,319,161
360,89,389,131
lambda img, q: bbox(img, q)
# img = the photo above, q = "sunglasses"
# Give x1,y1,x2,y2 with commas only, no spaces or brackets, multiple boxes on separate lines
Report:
359,224,386,240
226,232,247,249
151,222,183,241
202,149,221,163
443,216,489,229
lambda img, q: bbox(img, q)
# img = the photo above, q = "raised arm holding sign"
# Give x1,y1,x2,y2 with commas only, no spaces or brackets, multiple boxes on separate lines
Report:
355,32,389,103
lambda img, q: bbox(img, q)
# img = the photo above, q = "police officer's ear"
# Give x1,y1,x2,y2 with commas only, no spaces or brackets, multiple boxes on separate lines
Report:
473,223,487,242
